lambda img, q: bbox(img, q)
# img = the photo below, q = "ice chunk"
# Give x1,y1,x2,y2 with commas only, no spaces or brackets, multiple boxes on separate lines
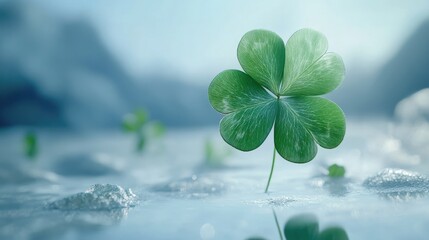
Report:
364,169,429,189
47,184,137,210
363,169,429,200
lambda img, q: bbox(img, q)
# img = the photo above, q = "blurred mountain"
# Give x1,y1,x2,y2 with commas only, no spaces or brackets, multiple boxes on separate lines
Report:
0,1,217,129
5,1,426,129
370,19,429,115
0,2,64,127
0,63,64,127
135,77,218,126
331,19,429,116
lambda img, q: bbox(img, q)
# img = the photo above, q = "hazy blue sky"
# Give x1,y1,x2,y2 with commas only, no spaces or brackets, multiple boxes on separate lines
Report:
37,0,429,83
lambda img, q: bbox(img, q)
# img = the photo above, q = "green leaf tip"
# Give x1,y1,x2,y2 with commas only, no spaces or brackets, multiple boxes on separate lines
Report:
282,28,345,96
328,163,346,178
237,29,285,95
122,109,148,133
24,131,38,159
208,28,346,191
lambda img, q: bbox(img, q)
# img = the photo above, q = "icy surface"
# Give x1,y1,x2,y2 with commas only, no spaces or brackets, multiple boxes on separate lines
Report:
152,175,226,198
53,153,124,177
1,120,429,239
311,177,353,197
47,184,137,210
246,196,296,207
0,161,58,185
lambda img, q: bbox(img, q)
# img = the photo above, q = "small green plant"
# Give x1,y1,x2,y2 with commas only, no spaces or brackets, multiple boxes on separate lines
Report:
327,163,346,178
24,131,38,159
204,138,232,167
122,109,165,152
208,28,346,192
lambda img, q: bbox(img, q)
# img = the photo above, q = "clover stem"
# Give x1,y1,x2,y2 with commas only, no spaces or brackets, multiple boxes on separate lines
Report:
264,147,277,193
272,208,284,240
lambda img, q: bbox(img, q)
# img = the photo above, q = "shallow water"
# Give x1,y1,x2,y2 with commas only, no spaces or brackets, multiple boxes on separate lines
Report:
1,119,429,240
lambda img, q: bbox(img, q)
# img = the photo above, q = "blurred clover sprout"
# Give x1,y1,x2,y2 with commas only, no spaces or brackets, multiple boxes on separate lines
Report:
204,138,232,168
24,131,38,159
208,28,346,192
328,163,346,178
122,109,165,152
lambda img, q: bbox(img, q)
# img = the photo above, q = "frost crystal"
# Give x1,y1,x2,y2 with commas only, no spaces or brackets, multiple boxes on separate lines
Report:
363,168,429,190
363,169,429,200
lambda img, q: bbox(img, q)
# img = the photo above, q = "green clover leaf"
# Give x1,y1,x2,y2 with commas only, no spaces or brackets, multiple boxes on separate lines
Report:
328,163,346,178
208,28,346,192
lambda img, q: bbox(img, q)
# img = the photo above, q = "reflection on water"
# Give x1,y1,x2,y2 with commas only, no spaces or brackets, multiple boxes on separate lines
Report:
285,213,348,240
61,208,130,226
284,214,319,240
35,208,130,240
323,178,351,197
310,176,352,197
376,190,428,201
246,211,349,240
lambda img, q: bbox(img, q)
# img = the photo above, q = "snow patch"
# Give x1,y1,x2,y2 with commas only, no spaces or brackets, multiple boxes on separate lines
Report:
47,184,137,210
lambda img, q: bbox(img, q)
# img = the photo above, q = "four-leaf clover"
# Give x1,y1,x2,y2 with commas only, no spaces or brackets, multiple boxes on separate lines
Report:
208,28,346,192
